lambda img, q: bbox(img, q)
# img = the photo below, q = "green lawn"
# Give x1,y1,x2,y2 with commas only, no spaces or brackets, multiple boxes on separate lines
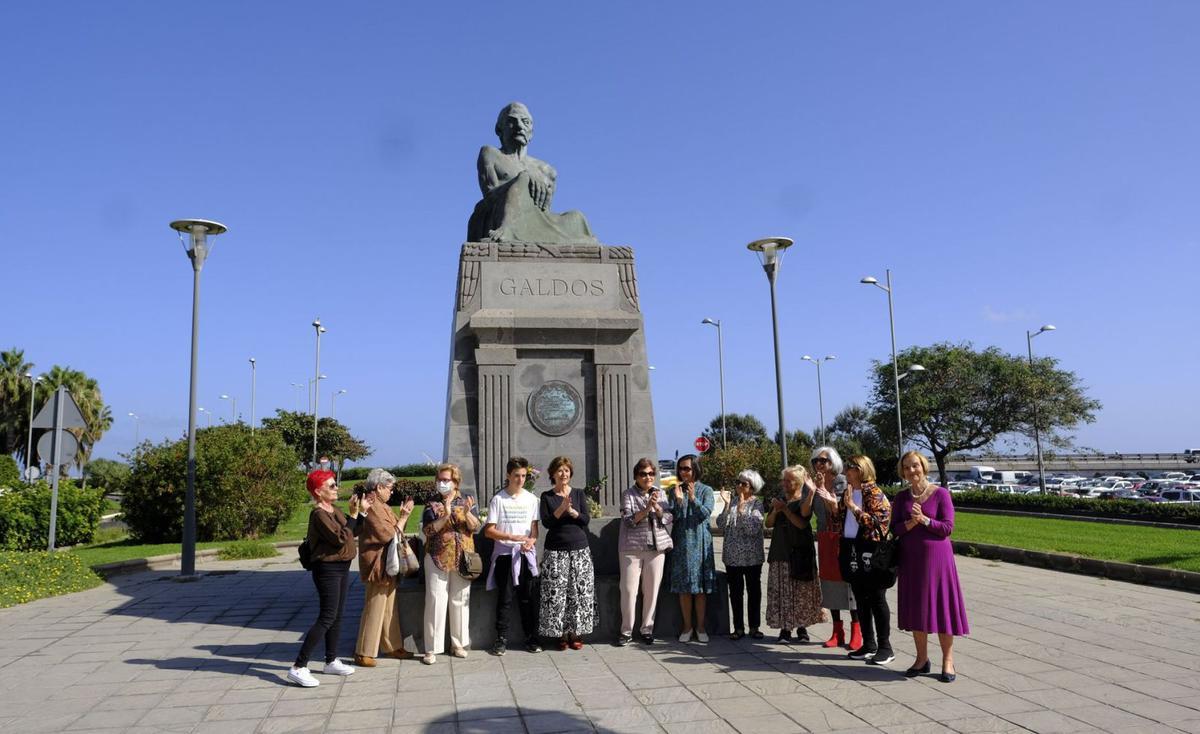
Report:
954,511,1200,572
73,501,424,570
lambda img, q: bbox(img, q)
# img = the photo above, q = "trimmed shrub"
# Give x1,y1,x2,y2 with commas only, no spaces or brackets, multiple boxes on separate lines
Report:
879,486,1200,526
0,481,104,550
122,424,307,543
340,464,436,481
0,456,20,487
218,540,279,560
0,551,103,608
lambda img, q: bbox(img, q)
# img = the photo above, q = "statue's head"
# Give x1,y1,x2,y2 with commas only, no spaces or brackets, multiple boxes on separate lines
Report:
495,102,533,150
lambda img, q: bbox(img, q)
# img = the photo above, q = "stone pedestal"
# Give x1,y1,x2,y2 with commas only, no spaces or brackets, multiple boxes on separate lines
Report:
443,242,657,510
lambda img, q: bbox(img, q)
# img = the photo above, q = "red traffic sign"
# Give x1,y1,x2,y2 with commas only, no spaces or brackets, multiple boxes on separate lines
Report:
694,436,712,453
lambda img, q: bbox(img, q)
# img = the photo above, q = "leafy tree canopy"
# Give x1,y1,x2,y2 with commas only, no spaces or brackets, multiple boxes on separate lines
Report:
702,412,769,447
260,409,371,468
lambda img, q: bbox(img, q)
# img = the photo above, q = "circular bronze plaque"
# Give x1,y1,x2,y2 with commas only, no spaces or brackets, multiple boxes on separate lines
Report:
527,381,583,437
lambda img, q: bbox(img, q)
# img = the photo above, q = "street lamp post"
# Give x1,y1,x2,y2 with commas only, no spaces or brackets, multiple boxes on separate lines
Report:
25,373,39,483
311,319,326,467
861,270,904,458
801,355,836,445
291,382,305,413
1027,324,1056,494
170,217,228,579
128,411,140,446
747,237,794,468
220,394,237,423
199,407,212,427
700,318,727,449
898,364,926,382
249,358,256,433
331,389,347,420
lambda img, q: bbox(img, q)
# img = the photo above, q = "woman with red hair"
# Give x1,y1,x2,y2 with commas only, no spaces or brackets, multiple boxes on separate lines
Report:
288,469,369,688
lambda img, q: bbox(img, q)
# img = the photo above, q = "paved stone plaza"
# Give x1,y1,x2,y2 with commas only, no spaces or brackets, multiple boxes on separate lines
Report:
1,551,1198,733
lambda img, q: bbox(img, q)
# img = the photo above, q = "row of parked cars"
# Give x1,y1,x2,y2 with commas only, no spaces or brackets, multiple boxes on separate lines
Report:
947,472,1200,504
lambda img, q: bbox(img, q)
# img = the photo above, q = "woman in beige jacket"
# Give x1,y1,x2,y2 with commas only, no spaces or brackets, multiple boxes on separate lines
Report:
354,469,415,667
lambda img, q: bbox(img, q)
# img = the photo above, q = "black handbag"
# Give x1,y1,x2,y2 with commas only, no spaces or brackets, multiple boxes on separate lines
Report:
787,529,816,581
297,539,313,570
870,533,900,573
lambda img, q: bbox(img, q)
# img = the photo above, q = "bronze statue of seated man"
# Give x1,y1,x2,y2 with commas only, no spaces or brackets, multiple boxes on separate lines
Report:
467,102,596,244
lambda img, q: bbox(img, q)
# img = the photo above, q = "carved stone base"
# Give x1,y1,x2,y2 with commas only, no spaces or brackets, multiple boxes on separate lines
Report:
443,242,657,510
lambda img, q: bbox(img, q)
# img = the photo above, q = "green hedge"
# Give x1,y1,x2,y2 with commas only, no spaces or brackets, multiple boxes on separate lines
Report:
0,550,103,608
0,456,20,487
0,481,104,550
881,487,1200,526
340,464,437,481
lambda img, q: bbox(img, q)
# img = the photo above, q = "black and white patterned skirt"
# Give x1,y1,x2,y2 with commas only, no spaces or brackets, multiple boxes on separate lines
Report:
537,548,596,637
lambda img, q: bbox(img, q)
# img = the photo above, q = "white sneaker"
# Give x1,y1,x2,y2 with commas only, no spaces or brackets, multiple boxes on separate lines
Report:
678,630,693,643
697,631,710,643
287,666,319,687
323,659,355,676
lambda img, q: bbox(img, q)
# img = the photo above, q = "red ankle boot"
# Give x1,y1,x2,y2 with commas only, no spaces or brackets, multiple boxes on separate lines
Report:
822,621,845,648
847,621,864,651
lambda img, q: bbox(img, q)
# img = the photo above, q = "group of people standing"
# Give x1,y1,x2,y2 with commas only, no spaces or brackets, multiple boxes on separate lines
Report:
287,447,969,688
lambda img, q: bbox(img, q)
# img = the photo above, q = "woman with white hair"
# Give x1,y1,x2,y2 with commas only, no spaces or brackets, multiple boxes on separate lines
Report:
810,446,862,651
765,464,826,643
717,469,766,639
354,469,415,667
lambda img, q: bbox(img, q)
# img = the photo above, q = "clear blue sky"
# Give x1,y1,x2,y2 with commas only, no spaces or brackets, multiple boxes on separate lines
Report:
4,2,1198,466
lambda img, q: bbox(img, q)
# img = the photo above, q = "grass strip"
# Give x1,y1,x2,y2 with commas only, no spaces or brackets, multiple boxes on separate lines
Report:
954,511,1200,572
0,551,104,609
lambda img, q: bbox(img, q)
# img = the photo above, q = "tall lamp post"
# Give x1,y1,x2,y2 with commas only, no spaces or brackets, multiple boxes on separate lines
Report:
25,373,39,483
291,382,305,412
331,389,347,419
311,319,326,467
860,270,905,459
800,355,836,445
170,217,228,580
220,394,237,423
1026,324,1056,494
199,406,212,427
128,411,140,446
700,318,727,449
248,358,256,433
747,237,794,468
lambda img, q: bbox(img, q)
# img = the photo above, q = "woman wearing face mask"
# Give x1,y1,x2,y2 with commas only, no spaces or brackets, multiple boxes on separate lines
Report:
421,463,480,665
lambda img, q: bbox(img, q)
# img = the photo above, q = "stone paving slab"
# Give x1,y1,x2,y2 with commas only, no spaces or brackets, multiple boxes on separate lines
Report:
1,552,1199,732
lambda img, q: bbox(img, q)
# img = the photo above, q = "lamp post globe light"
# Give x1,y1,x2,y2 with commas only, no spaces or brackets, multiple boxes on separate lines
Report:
170,217,228,580
747,236,794,468
220,394,237,423
1026,324,1056,494
25,372,40,483
311,319,326,467
801,355,836,446
701,318,727,449
860,270,906,459
249,358,256,434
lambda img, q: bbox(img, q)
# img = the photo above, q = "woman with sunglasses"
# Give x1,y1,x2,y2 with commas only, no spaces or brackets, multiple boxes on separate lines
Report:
717,469,766,640
841,455,894,665
809,446,862,651
617,457,674,645
666,454,715,643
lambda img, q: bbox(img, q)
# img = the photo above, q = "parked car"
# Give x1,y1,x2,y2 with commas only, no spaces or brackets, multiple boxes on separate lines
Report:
1095,489,1139,501
1159,490,1200,504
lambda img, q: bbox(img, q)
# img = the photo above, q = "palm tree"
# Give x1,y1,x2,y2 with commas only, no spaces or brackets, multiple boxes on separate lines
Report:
40,365,112,471
0,348,35,457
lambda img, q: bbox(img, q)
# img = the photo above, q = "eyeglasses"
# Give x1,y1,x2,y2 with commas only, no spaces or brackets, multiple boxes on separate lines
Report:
845,464,859,472
636,471,656,478
811,457,831,465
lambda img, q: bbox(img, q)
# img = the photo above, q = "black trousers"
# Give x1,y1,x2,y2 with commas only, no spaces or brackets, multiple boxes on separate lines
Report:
726,564,763,632
850,576,892,653
296,560,351,668
494,553,539,643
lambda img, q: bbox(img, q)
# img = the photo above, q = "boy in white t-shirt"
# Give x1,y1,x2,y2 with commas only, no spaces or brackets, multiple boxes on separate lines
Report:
484,456,542,655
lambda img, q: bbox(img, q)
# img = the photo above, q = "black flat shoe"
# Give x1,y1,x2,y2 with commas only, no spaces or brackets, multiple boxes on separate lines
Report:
796,627,810,643
938,671,957,683
904,661,931,678
750,629,764,640
730,631,744,641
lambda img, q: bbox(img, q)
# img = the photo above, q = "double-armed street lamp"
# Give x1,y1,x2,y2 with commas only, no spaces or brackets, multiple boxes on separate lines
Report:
199,406,212,427
747,237,794,468
307,374,327,413
860,270,907,459
170,217,228,579
312,319,326,467
26,373,40,483
701,318,727,449
1027,324,1057,494
800,355,836,446
332,389,347,419
219,394,237,423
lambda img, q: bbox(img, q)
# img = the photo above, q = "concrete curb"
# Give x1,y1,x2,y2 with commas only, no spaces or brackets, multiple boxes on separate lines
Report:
93,540,301,576
952,540,1200,593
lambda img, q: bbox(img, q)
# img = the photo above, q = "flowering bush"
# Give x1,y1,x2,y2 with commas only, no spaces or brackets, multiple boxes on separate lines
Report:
0,481,104,550
0,551,102,608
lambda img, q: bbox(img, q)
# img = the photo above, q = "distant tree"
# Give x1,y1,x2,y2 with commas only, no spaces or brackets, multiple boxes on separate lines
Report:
39,365,112,471
83,458,131,494
822,405,894,481
868,342,1100,484
260,409,371,470
0,348,35,457
702,413,769,447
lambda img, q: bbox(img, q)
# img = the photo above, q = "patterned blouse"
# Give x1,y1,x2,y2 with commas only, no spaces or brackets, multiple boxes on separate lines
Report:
716,496,765,567
840,482,892,543
421,494,479,573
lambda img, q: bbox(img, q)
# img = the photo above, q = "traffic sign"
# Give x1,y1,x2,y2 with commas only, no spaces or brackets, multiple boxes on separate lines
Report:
32,389,86,429
694,436,712,453
38,430,78,468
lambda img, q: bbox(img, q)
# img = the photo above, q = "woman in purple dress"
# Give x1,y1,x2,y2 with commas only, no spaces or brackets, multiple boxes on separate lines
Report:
890,451,969,683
